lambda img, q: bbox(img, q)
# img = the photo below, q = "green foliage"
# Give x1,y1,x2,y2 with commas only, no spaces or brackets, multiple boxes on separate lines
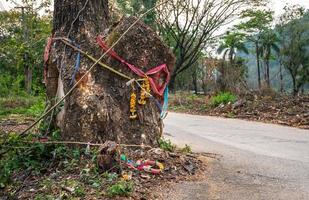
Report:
277,7,309,94
107,181,134,197
0,95,45,117
237,9,274,33
115,0,157,27
0,132,80,188
181,144,192,153
34,194,55,200
218,31,249,61
0,7,51,96
158,138,176,152
210,92,237,107
73,186,86,197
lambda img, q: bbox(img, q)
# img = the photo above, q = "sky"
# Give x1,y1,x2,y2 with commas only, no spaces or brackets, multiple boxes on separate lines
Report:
1,0,309,16
270,0,309,17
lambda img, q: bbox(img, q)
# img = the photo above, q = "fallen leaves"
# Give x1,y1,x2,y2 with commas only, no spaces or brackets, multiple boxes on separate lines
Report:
170,93,309,129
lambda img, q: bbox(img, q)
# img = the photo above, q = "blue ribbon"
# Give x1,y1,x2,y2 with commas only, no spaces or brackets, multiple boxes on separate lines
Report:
160,87,169,119
69,40,81,86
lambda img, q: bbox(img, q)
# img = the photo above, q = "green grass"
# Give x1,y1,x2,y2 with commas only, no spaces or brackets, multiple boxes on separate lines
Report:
0,95,45,118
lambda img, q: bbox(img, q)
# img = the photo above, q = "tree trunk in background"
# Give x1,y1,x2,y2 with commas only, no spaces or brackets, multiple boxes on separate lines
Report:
169,73,176,93
255,41,261,89
265,51,270,87
24,65,32,93
291,73,297,96
192,70,198,94
45,0,175,146
279,64,284,93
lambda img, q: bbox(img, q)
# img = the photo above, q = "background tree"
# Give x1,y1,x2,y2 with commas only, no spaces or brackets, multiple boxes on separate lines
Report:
237,9,273,88
278,5,309,95
217,31,249,91
115,0,157,26
217,31,249,63
156,0,265,91
0,2,51,96
259,28,280,87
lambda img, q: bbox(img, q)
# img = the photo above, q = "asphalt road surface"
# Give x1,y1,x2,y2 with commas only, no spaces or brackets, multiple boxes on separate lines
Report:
163,112,309,200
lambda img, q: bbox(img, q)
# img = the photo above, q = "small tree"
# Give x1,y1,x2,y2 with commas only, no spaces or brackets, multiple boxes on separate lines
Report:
259,28,280,87
218,31,249,63
217,31,249,91
237,9,273,89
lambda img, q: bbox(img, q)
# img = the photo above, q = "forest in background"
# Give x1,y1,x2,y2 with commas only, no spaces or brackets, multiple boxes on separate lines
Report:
0,0,308,99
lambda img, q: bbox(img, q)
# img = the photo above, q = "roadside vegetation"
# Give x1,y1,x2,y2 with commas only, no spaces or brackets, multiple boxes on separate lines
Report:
170,91,309,129
0,0,308,199
0,131,200,199
0,95,45,118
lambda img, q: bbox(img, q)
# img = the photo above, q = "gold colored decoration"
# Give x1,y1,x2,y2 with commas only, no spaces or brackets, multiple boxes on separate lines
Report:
138,78,151,105
130,92,138,120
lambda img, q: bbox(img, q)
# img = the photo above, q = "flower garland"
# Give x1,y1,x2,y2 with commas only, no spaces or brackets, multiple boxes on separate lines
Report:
130,92,138,120
138,78,151,105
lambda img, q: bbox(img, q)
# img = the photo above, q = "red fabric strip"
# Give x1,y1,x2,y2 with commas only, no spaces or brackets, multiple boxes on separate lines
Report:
96,36,170,96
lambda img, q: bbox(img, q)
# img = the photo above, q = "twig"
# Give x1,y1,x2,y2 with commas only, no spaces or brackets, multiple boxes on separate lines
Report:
21,1,169,135
24,140,153,149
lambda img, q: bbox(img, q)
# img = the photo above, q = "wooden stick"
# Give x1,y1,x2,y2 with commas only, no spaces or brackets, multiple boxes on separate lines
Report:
27,140,153,149
59,38,132,80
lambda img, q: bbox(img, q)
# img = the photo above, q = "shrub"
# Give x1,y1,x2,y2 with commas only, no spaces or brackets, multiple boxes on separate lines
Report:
209,92,237,107
0,95,45,117
107,181,133,197
0,133,79,188
181,144,192,153
158,138,176,152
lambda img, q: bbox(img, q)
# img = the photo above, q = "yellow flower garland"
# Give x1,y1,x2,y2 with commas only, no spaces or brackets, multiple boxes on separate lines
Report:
138,78,151,105
130,92,138,120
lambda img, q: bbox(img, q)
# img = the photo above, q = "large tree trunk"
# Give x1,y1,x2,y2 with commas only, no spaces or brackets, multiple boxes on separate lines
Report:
45,0,175,146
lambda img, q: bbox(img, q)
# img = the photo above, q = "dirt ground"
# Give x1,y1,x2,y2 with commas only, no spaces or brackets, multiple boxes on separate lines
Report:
0,116,209,199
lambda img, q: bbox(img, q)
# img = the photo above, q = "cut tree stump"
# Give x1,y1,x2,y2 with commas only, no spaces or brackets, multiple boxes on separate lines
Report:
45,0,175,146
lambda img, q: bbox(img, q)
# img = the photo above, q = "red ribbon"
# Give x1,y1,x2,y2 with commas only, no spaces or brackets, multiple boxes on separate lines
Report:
97,36,170,96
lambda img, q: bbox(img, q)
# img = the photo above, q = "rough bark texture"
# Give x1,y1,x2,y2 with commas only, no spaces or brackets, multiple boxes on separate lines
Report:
45,0,175,146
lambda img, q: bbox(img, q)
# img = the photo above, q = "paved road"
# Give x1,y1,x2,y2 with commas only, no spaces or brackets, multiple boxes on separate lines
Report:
164,112,309,200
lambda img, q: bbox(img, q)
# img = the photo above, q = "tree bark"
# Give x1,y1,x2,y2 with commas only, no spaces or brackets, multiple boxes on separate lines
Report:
45,0,175,146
